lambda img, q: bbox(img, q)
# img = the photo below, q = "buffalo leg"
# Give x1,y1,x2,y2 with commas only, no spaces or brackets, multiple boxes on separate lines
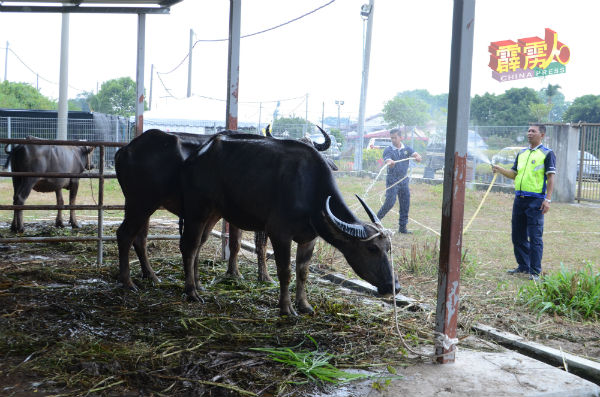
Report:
54,189,65,228
193,215,220,290
226,225,242,278
295,239,317,314
68,180,81,228
11,177,36,233
180,218,205,302
270,237,295,316
255,231,274,283
116,204,158,290
132,219,159,283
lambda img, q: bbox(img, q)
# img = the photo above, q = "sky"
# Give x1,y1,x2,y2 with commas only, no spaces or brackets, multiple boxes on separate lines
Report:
0,0,598,125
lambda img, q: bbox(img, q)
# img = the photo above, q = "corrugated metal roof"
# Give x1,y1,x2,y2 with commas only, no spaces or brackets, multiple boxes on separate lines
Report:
0,0,184,14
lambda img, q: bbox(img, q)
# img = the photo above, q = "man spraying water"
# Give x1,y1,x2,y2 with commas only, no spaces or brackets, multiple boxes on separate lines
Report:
376,127,422,234
491,124,556,281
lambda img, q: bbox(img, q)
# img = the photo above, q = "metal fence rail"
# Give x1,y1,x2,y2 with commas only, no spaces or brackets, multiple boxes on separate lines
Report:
0,138,125,264
576,123,600,203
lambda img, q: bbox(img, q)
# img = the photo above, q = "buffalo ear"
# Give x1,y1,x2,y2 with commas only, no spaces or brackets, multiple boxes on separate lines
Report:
85,146,95,154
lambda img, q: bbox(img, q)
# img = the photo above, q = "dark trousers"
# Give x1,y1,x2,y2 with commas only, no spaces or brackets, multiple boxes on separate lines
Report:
377,182,410,230
511,196,544,275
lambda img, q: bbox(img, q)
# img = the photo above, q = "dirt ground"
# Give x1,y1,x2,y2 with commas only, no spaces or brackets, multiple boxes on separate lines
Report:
0,218,598,396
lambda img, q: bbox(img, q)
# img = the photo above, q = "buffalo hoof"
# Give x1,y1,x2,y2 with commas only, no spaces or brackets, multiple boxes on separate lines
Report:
297,302,314,315
10,225,23,234
119,278,139,292
257,273,275,284
185,290,204,303
225,270,243,279
55,221,65,228
71,222,81,229
279,303,298,317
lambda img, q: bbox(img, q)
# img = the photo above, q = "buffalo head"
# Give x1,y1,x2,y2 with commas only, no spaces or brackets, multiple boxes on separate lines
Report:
324,195,399,296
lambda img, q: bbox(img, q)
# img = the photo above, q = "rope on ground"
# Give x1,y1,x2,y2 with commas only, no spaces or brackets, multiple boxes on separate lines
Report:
386,235,458,360
463,173,497,234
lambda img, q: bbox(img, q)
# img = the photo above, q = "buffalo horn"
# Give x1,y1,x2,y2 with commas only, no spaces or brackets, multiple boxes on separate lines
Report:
265,124,273,138
355,195,381,225
325,196,367,239
313,125,331,151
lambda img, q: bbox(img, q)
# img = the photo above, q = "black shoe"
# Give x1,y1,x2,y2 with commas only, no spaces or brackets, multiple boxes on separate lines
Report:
398,229,412,234
507,268,527,274
529,273,540,281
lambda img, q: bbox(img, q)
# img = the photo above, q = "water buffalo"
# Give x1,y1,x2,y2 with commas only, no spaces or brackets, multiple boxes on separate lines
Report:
179,132,398,316
5,137,94,233
114,127,336,288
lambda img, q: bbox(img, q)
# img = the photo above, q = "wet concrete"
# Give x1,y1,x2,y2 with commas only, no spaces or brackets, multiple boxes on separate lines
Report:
321,348,600,397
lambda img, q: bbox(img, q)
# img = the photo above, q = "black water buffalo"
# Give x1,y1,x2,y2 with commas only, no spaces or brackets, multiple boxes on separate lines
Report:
114,127,336,288
5,137,94,233
179,132,398,316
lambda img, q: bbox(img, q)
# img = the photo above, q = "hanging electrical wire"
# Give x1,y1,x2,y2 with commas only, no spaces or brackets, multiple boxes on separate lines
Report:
156,0,336,76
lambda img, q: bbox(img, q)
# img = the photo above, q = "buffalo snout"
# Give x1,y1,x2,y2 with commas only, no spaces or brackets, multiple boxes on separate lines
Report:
377,277,401,297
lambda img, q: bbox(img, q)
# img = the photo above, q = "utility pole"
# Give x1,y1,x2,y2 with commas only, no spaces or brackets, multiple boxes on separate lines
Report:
354,0,374,171
149,64,154,110
321,101,325,129
335,100,344,130
304,93,309,136
4,41,8,81
258,102,262,134
187,28,193,97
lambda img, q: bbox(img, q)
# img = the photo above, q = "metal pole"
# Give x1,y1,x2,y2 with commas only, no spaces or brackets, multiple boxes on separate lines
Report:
321,101,324,129
135,13,146,137
354,0,374,171
57,11,70,140
149,64,154,111
435,0,476,364
97,145,105,265
4,41,8,81
223,0,241,260
305,93,309,136
6,117,11,171
187,28,193,97
258,102,262,134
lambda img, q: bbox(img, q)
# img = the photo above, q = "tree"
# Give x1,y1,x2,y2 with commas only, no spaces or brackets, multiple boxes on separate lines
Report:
529,103,553,122
86,77,142,117
0,81,57,110
563,95,600,123
382,96,430,127
470,87,541,125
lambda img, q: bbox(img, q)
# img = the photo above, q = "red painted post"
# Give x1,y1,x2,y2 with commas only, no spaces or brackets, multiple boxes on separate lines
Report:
434,0,475,364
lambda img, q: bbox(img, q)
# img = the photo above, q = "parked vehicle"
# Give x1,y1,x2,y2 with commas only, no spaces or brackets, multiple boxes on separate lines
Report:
423,130,489,178
367,137,392,150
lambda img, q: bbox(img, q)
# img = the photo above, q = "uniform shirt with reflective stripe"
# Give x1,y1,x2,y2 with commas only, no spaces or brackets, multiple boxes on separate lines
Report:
511,144,556,198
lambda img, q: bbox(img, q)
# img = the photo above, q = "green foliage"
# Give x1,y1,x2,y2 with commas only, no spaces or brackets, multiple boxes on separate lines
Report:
272,116,308,139
250,336,399,385
362,148,384,172
528,103,553,122
518,264,600,320
470,88,542,126
84,77,141,116
563,95,600,123
382,96,430,127
328,127,345,146
0,81,57,110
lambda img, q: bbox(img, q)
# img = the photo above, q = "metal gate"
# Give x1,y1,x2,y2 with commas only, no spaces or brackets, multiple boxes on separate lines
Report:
576,123,600,203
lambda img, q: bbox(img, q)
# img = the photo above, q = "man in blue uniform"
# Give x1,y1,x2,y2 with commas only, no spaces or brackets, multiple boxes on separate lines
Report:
376,127,422,234
492,124,556,280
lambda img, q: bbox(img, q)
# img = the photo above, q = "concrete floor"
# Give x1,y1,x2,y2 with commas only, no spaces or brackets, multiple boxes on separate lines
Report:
321,348,600,397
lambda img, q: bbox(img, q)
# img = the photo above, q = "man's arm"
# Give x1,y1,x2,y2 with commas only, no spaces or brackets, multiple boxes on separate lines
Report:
491,164,517,179
541,173,555,214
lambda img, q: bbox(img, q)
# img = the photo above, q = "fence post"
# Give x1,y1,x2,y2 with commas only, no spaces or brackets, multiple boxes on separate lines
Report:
97,145,105,265
6,117,11,171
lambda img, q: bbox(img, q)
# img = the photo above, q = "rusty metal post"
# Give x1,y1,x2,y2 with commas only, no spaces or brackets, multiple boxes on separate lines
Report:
435,0,475,364
221,0,241,260
135,13,146,137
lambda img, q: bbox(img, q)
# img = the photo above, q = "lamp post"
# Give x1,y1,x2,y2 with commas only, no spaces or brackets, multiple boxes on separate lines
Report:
335,100,344,130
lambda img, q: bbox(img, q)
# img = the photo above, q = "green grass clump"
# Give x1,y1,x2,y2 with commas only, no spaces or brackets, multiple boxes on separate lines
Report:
518,264,600,320
251,336,399,385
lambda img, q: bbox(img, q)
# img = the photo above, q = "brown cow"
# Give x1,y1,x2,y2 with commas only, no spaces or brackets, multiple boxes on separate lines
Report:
5,137,94,233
